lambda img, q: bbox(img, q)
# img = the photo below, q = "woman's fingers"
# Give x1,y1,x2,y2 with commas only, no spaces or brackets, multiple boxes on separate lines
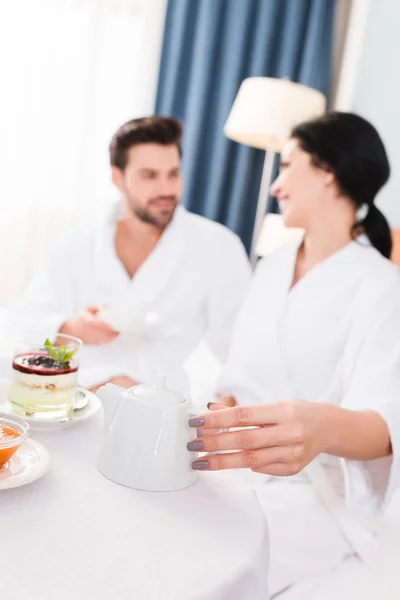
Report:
189,401,315,476
207,402,227,411
189,403,283,430
188,425,286,453
192,446,288,472
193,403,227,437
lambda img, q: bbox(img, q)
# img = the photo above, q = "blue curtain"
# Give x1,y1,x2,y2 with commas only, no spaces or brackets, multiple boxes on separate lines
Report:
156,0,335,252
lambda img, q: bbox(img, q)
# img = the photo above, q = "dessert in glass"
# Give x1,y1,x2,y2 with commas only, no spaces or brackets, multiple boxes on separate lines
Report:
9,335,81,420
0,413,29,469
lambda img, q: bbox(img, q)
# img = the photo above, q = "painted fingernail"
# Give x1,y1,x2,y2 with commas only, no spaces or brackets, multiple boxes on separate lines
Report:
192,460,209,471
187,440,204,451
188,417,205,427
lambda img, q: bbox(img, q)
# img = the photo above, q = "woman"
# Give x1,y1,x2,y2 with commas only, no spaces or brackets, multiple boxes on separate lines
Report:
188,112,400,599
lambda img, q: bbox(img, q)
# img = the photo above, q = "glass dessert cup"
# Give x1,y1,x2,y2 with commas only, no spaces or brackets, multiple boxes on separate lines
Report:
9,335,81,420
0,412,29,469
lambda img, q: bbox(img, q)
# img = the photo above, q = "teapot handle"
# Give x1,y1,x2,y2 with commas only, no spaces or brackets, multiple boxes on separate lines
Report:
97,383,125,431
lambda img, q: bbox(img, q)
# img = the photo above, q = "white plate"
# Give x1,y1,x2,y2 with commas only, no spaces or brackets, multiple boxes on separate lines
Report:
0,385,102,431
0,437,50,490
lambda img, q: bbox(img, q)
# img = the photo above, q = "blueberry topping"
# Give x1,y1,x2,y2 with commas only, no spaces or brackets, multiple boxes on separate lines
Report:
23,355,69,370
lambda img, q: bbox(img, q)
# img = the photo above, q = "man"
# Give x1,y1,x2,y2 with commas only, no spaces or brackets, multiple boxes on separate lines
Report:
7,117,250,393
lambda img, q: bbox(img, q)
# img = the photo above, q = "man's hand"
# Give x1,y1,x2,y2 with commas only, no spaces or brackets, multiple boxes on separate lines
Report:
59,306,119,345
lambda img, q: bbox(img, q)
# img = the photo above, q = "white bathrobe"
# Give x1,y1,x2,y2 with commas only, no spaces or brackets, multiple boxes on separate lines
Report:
218,235,400,598
6,205,251,392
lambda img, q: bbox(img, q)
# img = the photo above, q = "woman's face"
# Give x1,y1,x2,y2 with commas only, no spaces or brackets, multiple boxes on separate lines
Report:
270,138,334,229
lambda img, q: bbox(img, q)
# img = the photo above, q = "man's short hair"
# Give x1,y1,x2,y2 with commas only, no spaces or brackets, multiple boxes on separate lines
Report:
109,116,182,170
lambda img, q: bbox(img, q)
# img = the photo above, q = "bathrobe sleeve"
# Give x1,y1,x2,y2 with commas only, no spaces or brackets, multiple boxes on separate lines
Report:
341,280,400,516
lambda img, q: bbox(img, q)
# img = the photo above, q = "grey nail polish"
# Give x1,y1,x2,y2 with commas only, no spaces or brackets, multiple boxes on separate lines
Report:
187,440,204,451
188,417,205,427
192,460,209,471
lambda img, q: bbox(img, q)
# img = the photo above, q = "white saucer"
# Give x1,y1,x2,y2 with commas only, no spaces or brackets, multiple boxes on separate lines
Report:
0,437,50,490
0,386,102,431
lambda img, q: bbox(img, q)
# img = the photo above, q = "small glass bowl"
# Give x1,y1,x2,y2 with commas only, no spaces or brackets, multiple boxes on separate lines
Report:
0,413,29,469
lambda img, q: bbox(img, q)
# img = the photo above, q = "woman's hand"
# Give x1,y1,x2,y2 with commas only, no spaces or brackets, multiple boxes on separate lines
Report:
188,400,330,476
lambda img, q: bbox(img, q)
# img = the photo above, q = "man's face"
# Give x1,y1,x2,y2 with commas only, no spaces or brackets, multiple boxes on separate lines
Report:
112,143,182,228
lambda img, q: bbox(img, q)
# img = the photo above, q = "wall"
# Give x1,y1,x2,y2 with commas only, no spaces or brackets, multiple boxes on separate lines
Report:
351,0,400,227
0,0,168,304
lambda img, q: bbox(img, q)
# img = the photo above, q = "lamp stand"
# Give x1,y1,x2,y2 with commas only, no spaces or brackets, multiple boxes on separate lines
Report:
250,150,275,267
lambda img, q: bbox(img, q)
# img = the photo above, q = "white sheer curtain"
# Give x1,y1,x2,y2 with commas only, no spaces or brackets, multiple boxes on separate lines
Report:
0,0,167,304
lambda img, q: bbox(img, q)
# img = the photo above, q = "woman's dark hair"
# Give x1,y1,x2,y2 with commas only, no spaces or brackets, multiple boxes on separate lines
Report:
110,116,182,171
291,111,392,258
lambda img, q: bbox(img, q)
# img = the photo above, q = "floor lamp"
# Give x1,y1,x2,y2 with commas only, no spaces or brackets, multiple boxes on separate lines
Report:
224,77,326,265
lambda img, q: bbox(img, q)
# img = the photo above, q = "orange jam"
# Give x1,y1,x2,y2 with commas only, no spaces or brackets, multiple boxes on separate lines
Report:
0,425,21,468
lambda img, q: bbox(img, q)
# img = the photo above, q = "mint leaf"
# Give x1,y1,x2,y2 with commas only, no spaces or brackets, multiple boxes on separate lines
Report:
64,348,78,362
44,339,59,361
57,345,67,362
44,339,77,364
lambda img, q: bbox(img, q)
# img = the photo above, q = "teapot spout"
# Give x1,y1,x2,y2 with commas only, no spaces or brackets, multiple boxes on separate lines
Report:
96,383,124,431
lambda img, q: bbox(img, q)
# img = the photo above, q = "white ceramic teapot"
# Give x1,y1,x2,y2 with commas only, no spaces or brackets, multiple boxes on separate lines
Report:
96,378,200,492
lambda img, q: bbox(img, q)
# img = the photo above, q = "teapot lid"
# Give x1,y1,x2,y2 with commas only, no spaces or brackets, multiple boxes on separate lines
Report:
130,376,185,405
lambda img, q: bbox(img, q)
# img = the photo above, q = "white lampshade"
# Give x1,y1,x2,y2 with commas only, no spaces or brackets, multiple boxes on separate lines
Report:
224,77,326,151
255,213,304,257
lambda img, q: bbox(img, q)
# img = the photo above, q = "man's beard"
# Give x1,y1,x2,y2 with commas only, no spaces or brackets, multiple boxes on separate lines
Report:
128,195,178,228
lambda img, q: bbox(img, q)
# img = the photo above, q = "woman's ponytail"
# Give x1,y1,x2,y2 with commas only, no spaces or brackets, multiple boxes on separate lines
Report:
353,203,392,258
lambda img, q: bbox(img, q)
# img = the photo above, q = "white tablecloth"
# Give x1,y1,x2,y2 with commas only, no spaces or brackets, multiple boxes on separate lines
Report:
0,413,269,600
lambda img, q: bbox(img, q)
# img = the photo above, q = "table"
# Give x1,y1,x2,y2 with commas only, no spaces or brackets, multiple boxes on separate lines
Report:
1,412,269,600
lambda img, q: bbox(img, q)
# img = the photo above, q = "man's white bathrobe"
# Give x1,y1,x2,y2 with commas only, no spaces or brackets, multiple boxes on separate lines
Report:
218,235,400,598
7,205,251,391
